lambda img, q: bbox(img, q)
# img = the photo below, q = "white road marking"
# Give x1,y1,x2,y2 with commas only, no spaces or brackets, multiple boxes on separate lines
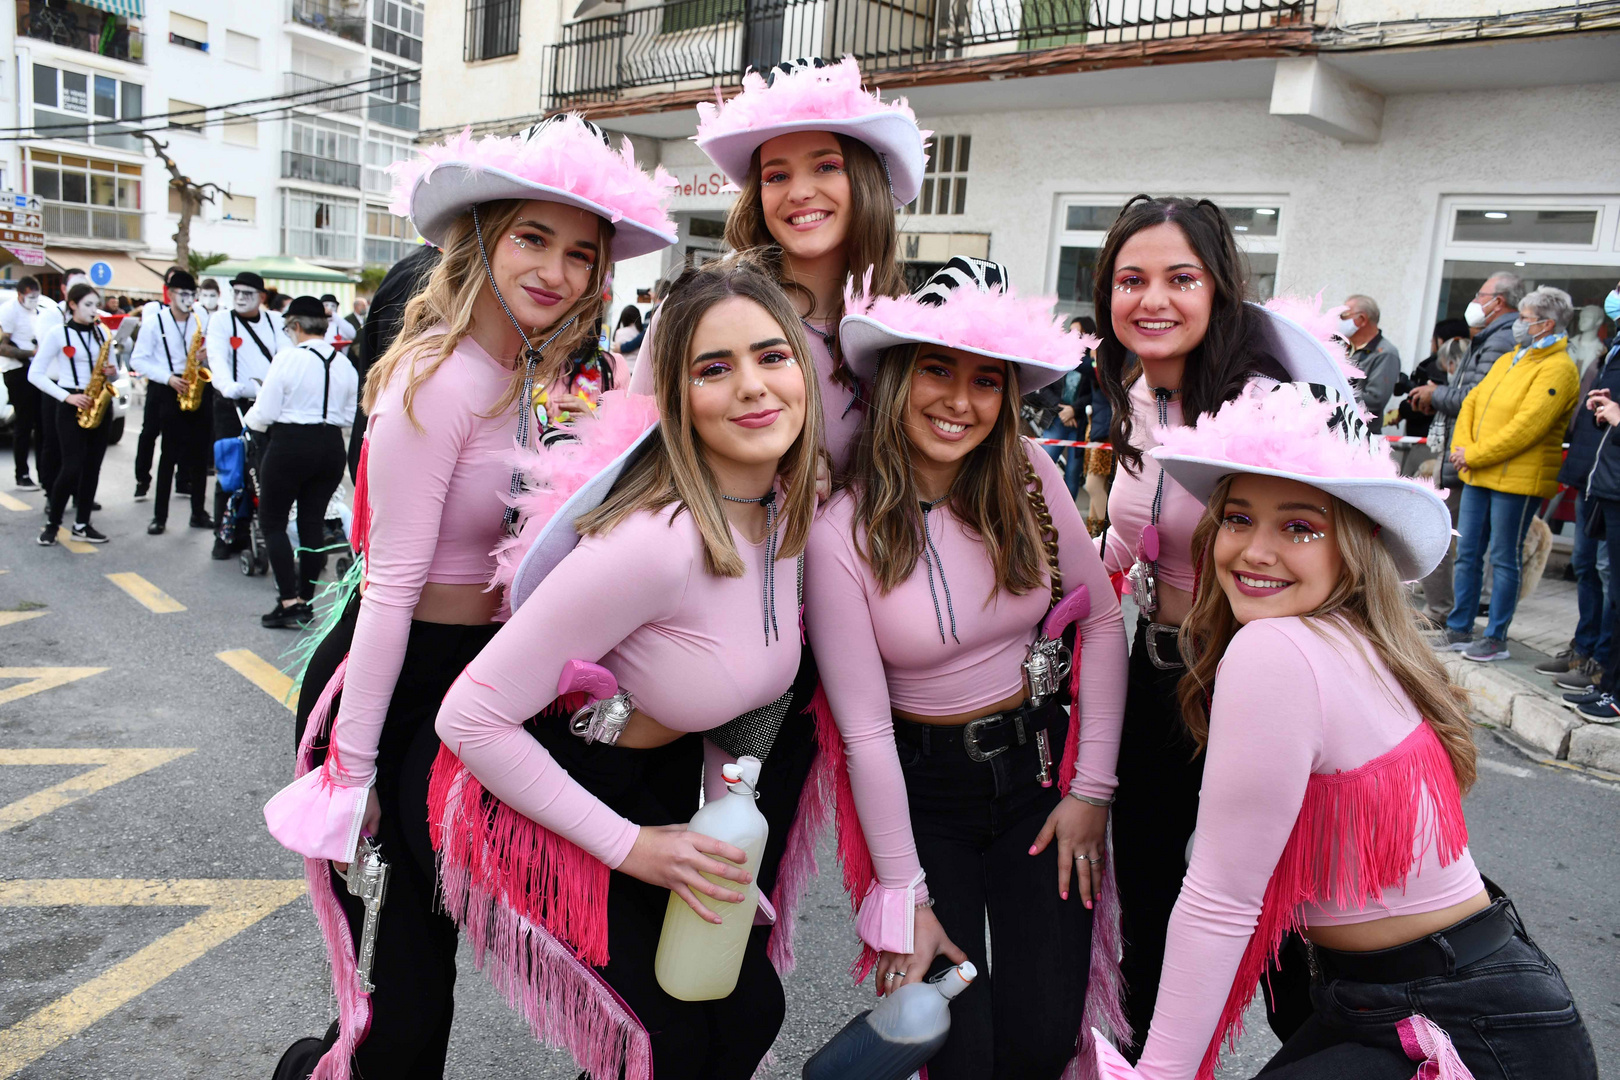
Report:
1479,757,1532,779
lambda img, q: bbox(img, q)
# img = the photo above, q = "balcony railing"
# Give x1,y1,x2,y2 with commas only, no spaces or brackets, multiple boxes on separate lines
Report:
282,150,362,189
19,2,145,64
284,71,345,97
290,0,367,45
43,202,142,243
543,0,1311,109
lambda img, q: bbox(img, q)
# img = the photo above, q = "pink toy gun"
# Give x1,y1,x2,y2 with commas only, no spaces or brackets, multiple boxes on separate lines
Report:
559,660,635,745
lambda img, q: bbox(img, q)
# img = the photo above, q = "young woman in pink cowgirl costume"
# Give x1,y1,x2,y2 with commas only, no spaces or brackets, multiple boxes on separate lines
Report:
261,116,677,1080
430,258,823,1080
807,256,1130,1078
1091,381,1598,1080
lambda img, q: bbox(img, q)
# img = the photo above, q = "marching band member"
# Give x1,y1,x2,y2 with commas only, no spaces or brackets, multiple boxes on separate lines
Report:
262,115,675,1080
130,269,210,535
206,271,290,558
1092,381,1598,1080
322,293,357,353
808,258,1128,1077
29,283,115,545
132,266,187,501
246,296,358,629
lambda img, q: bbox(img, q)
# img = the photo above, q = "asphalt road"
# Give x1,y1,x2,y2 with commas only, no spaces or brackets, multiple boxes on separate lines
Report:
1,432,1616,1079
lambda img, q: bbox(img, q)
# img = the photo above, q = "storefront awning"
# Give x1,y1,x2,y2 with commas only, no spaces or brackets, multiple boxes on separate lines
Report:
43,247,167,299
79,0,146,17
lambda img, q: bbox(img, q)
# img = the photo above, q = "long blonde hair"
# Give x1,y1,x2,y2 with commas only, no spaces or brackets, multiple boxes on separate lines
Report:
848,344,1047,598
1177,475,1477,793
362,199,609,427
576,257,824,577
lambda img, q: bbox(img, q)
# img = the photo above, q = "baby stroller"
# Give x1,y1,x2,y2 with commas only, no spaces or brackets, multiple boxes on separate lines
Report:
215,406,270,577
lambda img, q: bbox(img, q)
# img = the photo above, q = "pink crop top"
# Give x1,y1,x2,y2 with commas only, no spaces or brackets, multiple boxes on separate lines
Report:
434,502,802,869
805,441,1129,896
1136,616,1484,1079
329,331,528,783
1100,377,1206,593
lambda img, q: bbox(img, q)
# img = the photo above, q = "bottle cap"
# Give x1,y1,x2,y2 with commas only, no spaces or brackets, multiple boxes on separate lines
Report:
936,961,976,1000
723,756,763,795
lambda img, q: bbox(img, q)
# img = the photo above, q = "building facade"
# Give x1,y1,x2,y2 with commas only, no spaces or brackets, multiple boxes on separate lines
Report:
418,0,1620,366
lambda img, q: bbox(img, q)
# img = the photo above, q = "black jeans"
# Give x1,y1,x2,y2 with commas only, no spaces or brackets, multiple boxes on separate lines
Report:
38,394,63,496
534,721,783,1080
259,424,346,602
897,700,1091,1080
4,366,42,482
1257,900,1597,1079
134,382,161,488
296,597,499,1080
148,382,209,524
1597,499,1620,695
46,401,109,528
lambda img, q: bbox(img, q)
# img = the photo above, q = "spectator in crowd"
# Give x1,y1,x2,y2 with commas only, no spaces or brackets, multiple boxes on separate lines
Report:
1068,315,1114,533
1338,293,1400,432
351,296,369,328
612,304,645,366
1396,318,1470,442
1541,277,1620,693
322,294,357,352
1037,314,1091,500
1568,364,1620,721
1,276,44,490
1444,285,1581,662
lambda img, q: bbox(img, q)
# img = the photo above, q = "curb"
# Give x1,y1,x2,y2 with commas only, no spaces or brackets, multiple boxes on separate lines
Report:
1441,653,1620,775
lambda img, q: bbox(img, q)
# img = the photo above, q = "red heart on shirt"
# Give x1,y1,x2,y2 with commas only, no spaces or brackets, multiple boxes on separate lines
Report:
230,337,243,349
62,346,76,358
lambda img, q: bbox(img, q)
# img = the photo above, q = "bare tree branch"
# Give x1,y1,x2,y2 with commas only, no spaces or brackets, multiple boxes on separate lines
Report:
138,133,232,268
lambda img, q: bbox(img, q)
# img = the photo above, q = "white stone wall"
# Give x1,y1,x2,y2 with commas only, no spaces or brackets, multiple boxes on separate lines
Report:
420,0,558,133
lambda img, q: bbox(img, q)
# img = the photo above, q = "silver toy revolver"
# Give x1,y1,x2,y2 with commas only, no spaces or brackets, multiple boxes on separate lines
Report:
341,835,390,993
1023,587,1089,787
560,659,634,746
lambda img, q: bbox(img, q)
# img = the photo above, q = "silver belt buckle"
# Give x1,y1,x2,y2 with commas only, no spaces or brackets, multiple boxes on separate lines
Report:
962,714,1008,762
1143,622,1184,671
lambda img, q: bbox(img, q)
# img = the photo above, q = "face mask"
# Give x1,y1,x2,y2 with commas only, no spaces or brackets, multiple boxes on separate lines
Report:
1606,289,1620,323
200,291,219,311
233,288,259,315
1464,300,1490,328
1336,314,1359,338
171,290,195,315
20,294,38,313
1510,319,1530,346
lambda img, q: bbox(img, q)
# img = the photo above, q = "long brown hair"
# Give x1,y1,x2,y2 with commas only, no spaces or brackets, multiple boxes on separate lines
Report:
848,343,1046,597
576,257,824,577
362,199,609,427
1177,475,1477,793
1093,196,1288,475
723,134,906,388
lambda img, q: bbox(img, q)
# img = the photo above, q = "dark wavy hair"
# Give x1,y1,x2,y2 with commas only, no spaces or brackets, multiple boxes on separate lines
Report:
1094,195,1287,475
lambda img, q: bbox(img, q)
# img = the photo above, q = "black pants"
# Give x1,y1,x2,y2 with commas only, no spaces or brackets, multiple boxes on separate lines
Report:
134,380,161,488
38,393,63,496
1256,899,1596,1079
1596,500,1620,695
296,598,500,1080
896,701,1091,1079
532,720,781,1080
148,382,209,525
260,424,346,602
4,367,42,482
46,399,109,528
213,395,245,530
348,401,366,484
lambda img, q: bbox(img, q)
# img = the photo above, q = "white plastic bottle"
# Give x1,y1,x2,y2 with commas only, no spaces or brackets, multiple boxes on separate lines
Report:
654,755,769,1001
801,962,978,1080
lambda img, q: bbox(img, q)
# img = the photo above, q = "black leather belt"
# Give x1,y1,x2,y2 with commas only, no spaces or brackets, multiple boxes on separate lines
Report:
1310,896,1518,984
894,701,1055,763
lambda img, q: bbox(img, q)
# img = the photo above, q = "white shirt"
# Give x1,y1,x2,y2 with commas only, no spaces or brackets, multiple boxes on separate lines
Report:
33,296,64,339
0,298,39,374
246,340,359,428
325,315,358,352
130,306,204,383
28,322,107,401
207,308,289,400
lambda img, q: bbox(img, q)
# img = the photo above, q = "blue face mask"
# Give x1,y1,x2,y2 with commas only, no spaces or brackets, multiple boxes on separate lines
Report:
1606,289,1620,323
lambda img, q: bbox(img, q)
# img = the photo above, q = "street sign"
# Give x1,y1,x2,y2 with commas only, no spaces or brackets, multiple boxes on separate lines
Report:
0,190,46,267
90,261,114,287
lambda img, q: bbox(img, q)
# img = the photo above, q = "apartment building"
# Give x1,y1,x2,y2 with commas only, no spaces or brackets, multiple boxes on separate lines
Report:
419,0,1620,364
5,0,425,301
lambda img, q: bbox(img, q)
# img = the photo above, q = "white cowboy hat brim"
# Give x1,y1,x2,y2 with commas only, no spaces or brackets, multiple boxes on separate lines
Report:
509,424,660,612
697,113,927,209
409,163,679,261
1251,303,1358,404
1151,451,1453,581
839,313,1073,393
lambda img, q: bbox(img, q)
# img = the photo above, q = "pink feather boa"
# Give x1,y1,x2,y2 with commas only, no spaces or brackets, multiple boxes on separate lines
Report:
696,56,926,142
388,116,677,234
845,272,1098,372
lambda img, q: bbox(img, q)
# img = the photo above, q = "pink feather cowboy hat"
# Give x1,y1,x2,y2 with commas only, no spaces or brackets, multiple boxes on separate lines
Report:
391,115,679,260
839,256,1092,393
1149,381,1452,581
695,56,930,209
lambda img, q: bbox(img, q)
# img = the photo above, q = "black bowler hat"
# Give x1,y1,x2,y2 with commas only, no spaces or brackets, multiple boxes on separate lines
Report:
320,293,339,305
285,295,326,318
229,271,266,292
168,270,198,291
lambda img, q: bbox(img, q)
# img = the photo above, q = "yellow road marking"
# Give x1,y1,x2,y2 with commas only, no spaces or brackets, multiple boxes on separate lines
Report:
0,667,106,707
0,492,30,512
0,749,195,832
0,610,46,628
55,528,96,555
104,572,186,614
0,878,307,1078
216,649,298,712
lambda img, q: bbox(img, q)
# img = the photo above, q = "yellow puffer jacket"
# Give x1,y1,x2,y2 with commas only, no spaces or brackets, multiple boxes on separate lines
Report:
1452,337,1579,497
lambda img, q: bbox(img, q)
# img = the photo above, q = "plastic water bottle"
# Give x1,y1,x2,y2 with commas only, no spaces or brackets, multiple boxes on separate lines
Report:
801,962,977,1080
654,756,769,1001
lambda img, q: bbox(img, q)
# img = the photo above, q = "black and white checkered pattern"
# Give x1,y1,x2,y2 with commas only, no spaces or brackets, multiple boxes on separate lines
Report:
913,256,1009,307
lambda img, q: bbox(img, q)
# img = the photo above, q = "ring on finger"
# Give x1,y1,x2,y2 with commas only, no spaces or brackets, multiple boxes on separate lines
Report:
884,972,900,981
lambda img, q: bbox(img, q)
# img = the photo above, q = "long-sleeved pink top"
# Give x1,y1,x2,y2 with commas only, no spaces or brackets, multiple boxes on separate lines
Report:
1100,377,1210,594
1136,616,1484,1080
806,440,1129,904
328,330,525,784
627,313,864,474
435,502,802,869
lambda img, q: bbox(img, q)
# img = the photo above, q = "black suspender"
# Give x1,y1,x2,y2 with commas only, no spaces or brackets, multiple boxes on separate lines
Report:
301,343,337,424
231,312,275,380
66,324,100,388
157,308,192,374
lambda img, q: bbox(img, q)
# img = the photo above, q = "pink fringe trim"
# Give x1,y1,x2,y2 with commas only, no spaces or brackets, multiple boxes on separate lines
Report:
349,438,370,559
291,657,370,1080
765,706,835,975
1197,722,1470,1080
1399,1014,1477,1080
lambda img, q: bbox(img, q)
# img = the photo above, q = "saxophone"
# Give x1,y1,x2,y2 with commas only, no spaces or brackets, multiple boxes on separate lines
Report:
178,317,211,411
76,330,115,430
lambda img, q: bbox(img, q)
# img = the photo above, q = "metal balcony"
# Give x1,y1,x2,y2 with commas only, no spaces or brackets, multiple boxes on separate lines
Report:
19,2,145,64
282,150,362,189
290,0,367,45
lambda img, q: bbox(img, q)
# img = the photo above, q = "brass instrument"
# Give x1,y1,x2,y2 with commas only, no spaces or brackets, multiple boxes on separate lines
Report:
178,318,210,411
75,330,115,430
